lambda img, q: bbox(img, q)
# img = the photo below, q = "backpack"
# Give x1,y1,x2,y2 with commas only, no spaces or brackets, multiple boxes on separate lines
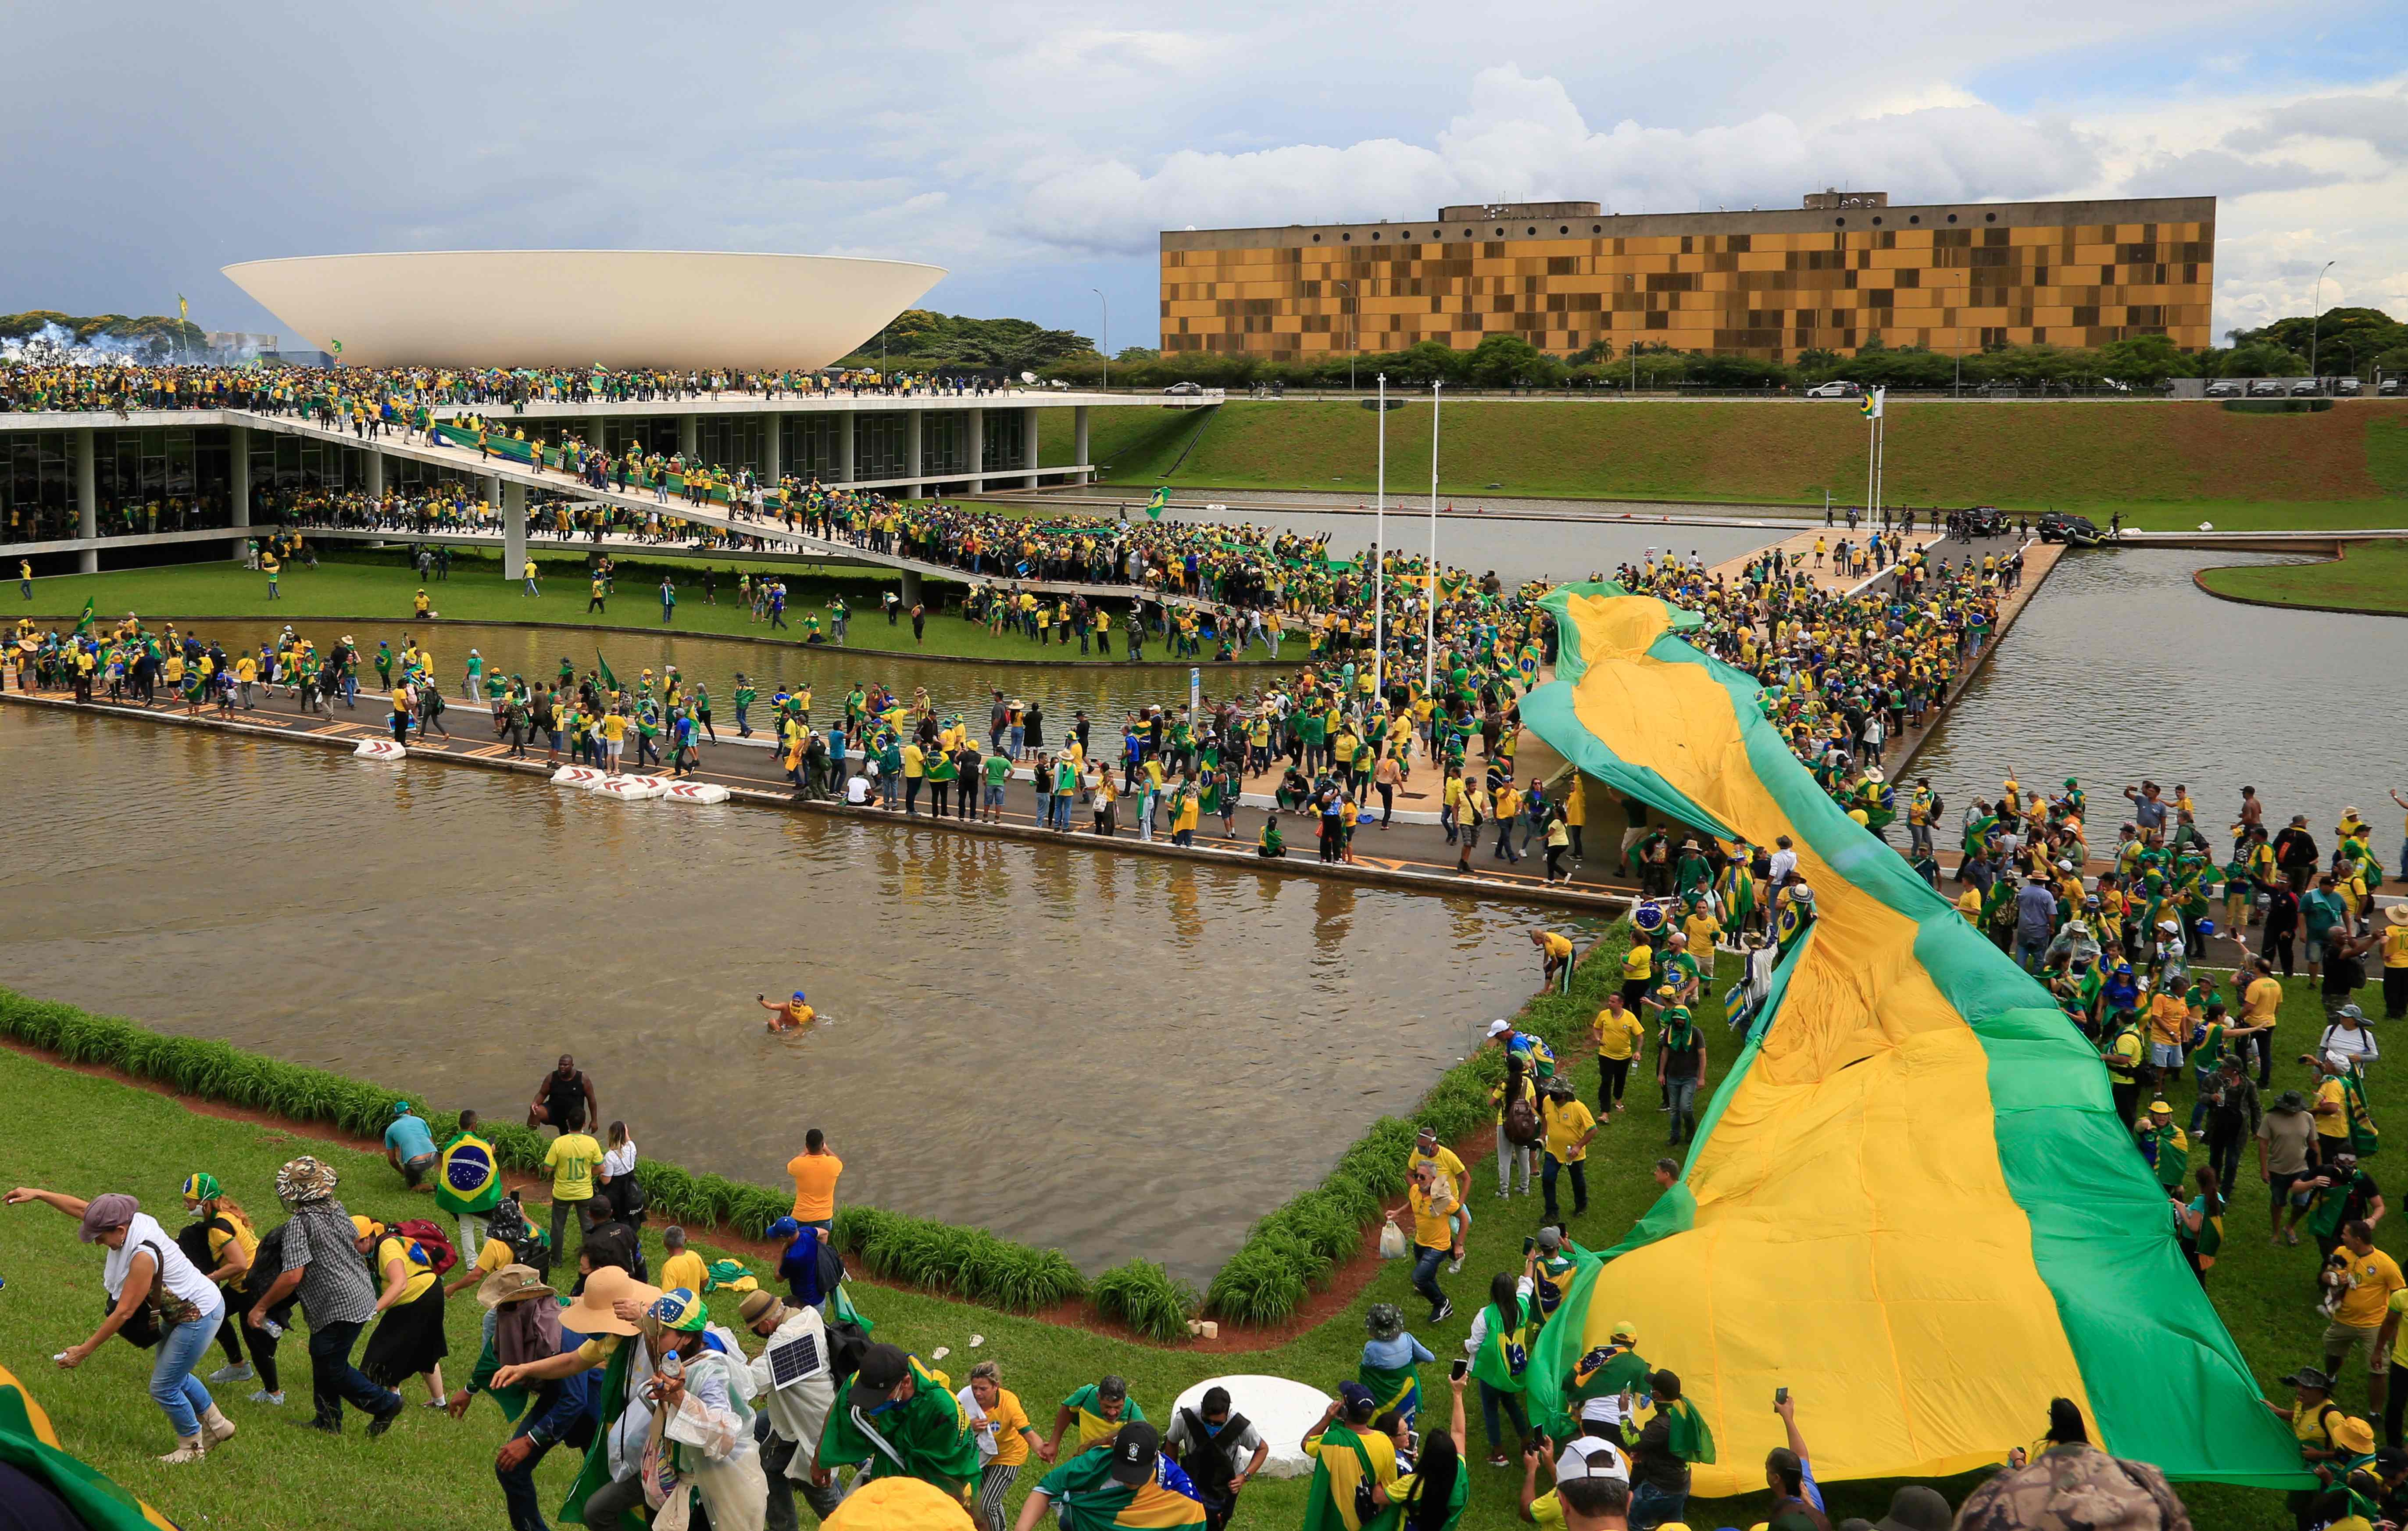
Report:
391,1218,458,1277
1503,1093,1542,1148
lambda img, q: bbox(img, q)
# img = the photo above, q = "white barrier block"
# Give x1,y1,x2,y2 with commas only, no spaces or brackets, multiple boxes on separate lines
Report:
593,775,665,801
353,739,406,760
661,780,731,805
551,766,607,787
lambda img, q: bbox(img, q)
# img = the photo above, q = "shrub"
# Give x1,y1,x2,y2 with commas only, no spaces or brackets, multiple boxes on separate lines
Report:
1204,1240,1311,1326
1093,1259,1197,1342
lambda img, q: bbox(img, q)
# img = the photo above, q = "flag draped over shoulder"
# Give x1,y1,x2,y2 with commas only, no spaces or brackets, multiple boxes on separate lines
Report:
434,1131,503,1218
1040,1446,1208,1531
1302,1422,1397,1531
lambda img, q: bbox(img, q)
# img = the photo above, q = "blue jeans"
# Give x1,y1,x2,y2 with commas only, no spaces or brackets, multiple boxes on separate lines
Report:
151,1297,224,1437
2013,933,2049,970
1630,1481,1688,1531
1665,1076,1699,1145
1051,796,1073,830
1542,1155,1588,1222
1036,794,1053,826
307,1317,398,1429
1477,1381,1531,1457
497,1419,564,1531
1410,1244,1448,1316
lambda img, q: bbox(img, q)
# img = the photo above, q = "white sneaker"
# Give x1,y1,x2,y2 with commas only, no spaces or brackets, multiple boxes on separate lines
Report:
207,1362,254,1385
248,1389,286,1406
159,1436,206,1465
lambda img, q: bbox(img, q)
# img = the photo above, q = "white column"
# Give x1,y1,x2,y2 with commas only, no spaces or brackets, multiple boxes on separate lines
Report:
1025,407,1041,488
503,480,527,585
367,447,385,498
229,424,251,561
965,406,984,495
1073,405,1091,486
679,413,699,460
905,409,924,499
761,411,781,489
835,411,854,484
75,428,97,572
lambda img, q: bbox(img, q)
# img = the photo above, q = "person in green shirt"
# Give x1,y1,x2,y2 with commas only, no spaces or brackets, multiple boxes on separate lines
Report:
1258,813,1286,859
733,676,758,737
981,749,1012,823
1049,1377,1144,1459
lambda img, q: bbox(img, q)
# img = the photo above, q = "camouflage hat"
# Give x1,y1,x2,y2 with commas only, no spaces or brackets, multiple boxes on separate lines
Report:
1952,1442,2187,1531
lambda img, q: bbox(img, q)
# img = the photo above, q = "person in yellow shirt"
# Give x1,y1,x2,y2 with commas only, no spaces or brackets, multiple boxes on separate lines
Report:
2327,1222,2404,1415
1532,928,1575,989
1394,1160,1458,1322
599,708,628,773
2383,905,2408,1023
355,1216,450,1406
1620,934,1654,1009
1410,1125,1470,1268
785,1130,843,1230
540,1129,603,1267
2240,957,2283,1085
1681,906,1723,985
1592,994,1646,1117
657,1225,707,1295
1490,781,1523,864
1538,1079,1596,1223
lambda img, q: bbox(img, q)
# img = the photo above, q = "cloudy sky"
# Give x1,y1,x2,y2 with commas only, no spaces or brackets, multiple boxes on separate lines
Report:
5,0,2402,350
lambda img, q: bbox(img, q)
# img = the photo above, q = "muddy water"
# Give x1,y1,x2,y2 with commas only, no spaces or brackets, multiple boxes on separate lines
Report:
7,705,1576,1279
1910,548,2401,845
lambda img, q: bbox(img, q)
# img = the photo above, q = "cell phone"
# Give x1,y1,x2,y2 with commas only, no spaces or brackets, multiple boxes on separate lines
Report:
1523,1235,1537,1254
1450,1358,1470,1382
1774,1386,1788,1408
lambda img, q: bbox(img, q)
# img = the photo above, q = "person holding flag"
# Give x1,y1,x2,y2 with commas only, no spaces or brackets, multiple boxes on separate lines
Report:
1623,1369,1714,1531
816,1342,981,1501
1299,1383,1399,1531
1143,486,1169,522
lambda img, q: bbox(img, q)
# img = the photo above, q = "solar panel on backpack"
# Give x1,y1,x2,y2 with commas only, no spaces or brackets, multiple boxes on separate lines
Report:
765,1330,824,1391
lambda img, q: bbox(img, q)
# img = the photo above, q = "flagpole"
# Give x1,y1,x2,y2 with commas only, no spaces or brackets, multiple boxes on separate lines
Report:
1374,372,1386,705
1426,380,1441,694
1865,402,1876,523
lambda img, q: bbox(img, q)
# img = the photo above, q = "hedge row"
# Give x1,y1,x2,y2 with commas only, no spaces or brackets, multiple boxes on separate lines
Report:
1203,921,1630,1324
0,989,1078,1312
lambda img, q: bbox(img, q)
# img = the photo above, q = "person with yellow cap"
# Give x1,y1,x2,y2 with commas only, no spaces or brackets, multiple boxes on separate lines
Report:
352,1214,450,1409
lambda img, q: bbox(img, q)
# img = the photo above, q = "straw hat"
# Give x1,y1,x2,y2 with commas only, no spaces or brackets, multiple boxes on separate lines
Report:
2387,905,2408,927
565,1266,663,1337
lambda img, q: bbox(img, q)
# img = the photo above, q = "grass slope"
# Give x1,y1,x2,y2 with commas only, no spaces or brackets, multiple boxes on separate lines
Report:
2197,541,2408,616
0,960,2371,1531
1058,399,2408,525
12,555,1150,666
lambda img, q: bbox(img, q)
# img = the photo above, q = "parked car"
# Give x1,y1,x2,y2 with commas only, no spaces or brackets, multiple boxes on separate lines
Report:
1162,381,1204,396
1961,505,2009,537
2333,377,2362,397
2380,377,2401,397
2204,379,2243,398
2247,380,2286,398
2038,512,2105,546
2289,379,2321,397
1805,381,1861,398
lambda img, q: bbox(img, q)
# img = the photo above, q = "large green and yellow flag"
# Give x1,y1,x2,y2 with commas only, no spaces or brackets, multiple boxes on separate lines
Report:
0,1363,179,1529
73,597,96,637
1517,583,2309,1495
1038,1441,1208,1531
1143,486,1168,521
596,649,618,696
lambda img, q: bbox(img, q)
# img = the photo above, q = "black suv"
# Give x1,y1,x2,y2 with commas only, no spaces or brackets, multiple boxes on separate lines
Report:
2037,512,2104,546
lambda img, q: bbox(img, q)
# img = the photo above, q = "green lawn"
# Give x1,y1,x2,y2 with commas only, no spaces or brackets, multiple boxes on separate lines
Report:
1,959,2372,1530
13,554,1182,666
2197,540,2408,615
1056,398,2408,526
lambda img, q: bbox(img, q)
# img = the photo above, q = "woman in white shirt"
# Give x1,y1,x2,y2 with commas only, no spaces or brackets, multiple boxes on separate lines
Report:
601,1122,640,1180
4,1187,233,1462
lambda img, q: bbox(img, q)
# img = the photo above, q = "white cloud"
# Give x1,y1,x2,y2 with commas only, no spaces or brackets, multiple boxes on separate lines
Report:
2118,148,2344,197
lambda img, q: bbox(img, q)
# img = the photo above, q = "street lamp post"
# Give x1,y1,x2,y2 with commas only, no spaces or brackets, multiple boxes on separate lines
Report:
1092,288,1108,394
2310,261,2334,387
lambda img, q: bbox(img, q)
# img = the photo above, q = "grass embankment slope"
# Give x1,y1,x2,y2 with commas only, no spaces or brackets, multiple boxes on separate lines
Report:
0,960,2369,1531
13,554,1169,666
2197,540,2408,617
1042,399,2408,530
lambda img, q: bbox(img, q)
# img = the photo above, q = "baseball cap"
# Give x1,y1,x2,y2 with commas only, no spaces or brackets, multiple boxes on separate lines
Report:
1108,1422,1162,1485
76,1192,139,1244
847,1343,911,1407
1610,1319,1639,1343
1486,1019,1513,1038
1554,1436,1629,1484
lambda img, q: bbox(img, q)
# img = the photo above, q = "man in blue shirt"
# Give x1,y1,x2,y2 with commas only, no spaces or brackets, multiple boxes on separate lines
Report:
384,1102,439,1191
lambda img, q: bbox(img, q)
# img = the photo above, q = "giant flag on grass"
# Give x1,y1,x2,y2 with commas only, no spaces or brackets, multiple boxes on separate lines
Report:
1515,583,2309,1495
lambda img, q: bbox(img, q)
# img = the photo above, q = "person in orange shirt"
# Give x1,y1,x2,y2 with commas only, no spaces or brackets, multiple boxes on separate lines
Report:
786,1129,843,1233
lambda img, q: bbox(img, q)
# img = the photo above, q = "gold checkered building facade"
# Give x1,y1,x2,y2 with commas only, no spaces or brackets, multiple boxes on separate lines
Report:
1158,193,2215,361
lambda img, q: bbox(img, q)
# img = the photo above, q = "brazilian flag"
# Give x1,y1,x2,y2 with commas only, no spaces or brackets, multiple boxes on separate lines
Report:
1301,1420,1397,1531
1143,486,1168,521
1037,1442,1207,1531
1358,1357,1420,1422
72,597,96,637
0,1363,179,1529
1516,580,2315,1494
434,1130,503,1219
